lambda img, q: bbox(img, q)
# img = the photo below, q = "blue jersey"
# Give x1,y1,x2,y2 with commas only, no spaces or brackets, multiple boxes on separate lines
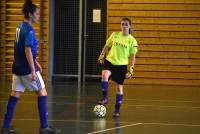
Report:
12,22,39,75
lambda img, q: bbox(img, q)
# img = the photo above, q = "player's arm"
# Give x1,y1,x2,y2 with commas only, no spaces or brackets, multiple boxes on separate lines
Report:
126,54,136,79
25,47,36,80
98,32,114,64
127,55,136,77
25,30,36,80
126,38,138,79
98,46,110,64
129,54,136,66
35,60,42,73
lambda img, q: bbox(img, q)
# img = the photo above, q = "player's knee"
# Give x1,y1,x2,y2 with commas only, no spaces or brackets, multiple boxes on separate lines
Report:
102,71,111,81
102,75,109,81
11,91,21,98
117,85,123,94
37,88,48,96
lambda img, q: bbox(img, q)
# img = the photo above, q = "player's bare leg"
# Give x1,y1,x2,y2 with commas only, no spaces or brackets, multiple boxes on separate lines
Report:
98,70,111,105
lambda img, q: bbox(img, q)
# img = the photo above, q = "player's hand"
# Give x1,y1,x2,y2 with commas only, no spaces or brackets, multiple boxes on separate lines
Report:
126,72,132,79
126,65,134,79
32,71,37,81
98,59,105,64
98,53,105,64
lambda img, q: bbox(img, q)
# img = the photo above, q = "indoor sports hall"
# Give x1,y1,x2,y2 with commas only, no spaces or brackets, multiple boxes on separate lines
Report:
0,0,200,134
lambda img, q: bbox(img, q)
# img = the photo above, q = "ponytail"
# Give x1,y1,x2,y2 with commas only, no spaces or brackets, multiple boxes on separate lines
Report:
22,0,38,19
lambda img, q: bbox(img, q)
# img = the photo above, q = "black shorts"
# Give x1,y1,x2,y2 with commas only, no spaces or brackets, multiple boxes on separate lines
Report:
102,60,127,85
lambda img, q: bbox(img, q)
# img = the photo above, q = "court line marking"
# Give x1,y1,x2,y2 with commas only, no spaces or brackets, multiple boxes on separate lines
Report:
1,100,200,109
87,123,142,134
1,118,200,127
1,91,200,103
87,122,200,134
143,122,200,127
1,118,200,131
0,118,131,124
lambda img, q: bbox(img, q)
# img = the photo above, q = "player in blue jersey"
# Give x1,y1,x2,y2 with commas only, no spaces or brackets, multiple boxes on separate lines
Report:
1,0,61,134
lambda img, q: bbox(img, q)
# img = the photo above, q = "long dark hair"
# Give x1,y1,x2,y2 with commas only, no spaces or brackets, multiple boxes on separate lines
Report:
121,17,132,34
22,0,38,19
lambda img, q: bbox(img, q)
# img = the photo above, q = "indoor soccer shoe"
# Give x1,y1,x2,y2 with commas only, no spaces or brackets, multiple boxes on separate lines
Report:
98,98,108,105
113,112,120,117
40,126,61,134
1,127,17,134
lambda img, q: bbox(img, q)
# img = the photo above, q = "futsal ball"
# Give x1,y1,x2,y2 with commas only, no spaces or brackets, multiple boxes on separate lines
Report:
93,104,106,118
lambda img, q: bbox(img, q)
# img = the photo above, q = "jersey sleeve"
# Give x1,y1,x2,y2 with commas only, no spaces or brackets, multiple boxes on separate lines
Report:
129,38,138,55
25,30,34,47
105,32,115,47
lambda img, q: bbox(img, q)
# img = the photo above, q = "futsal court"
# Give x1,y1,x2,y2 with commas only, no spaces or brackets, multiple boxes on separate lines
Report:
1,0,200,134
1,82,200,134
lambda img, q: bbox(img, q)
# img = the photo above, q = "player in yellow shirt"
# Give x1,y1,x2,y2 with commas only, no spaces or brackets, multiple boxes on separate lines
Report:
98,17,138,117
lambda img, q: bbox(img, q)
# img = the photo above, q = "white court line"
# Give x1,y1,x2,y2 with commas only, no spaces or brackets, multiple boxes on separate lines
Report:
0,118,200,128
1,100,200,109
87,122,200,134
1,91,200,103
87,123,142,134
143,122,200,127
123,99,200,103
122,104,200,109
0,118,132,124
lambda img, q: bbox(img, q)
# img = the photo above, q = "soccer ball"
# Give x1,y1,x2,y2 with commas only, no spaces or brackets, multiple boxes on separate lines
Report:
93,104,106,118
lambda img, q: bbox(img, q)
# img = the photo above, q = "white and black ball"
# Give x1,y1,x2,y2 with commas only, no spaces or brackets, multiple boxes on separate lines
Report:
93,104,106,118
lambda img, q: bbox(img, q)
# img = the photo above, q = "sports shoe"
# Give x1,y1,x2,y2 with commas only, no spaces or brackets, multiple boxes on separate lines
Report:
98,98,108,105
1,127,17,134
40,126,61,134
113,112,120,117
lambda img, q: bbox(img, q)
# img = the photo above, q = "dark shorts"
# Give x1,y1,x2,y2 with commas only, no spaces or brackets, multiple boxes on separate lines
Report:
102,60,127,85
